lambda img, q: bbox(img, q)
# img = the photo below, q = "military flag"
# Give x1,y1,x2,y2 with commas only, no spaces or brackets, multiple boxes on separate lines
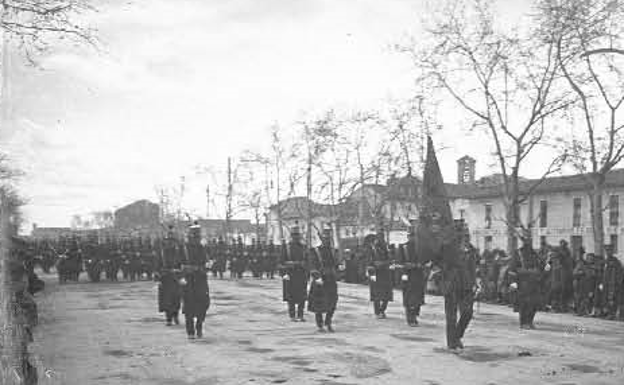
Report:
417,136,457,265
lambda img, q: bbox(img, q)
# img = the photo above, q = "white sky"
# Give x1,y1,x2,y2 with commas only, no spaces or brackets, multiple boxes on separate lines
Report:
2,0,541,230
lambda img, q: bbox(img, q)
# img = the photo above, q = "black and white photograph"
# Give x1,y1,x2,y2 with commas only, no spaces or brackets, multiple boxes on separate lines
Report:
1,0,624,384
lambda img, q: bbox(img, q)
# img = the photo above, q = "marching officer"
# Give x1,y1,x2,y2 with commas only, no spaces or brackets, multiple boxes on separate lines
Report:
438,220,477,349
398,225,426,326
280,222,308,322
308,226,339,332
157,226,183,326
366,229,394,319
181,222,211,339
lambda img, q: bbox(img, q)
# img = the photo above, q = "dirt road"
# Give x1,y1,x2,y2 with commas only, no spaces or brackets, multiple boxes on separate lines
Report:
31,273,624,385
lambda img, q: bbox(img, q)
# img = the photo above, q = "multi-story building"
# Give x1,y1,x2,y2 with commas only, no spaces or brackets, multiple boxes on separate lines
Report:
267,155,624,259
450,157,624,258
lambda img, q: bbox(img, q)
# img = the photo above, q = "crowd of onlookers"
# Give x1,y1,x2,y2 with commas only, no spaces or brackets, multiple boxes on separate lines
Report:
341,239,624,321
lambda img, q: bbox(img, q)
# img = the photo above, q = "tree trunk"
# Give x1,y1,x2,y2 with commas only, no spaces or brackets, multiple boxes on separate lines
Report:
505,189,520,256
589,175,606,255
275,161,284,243
0,194,21,385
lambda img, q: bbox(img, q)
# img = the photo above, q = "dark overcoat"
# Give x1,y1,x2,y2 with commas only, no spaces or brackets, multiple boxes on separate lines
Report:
308,246,338,313
182,270,211,318
399,242,425,308
281,242,308,303
368,243,394,302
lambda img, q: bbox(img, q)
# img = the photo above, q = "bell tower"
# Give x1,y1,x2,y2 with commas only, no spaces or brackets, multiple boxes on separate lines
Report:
457,156,476,185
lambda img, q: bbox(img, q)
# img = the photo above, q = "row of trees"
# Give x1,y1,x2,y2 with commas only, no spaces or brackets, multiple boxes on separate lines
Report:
196,0,624,258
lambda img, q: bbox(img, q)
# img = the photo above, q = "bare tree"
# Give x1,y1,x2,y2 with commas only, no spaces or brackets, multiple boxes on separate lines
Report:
538,0,624,254
398,0,571,254
1,0,96,59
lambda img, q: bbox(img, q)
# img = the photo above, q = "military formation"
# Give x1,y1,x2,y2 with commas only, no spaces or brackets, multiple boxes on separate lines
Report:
20,216,624,350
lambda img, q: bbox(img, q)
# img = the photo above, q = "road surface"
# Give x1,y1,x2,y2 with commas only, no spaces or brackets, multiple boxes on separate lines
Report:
31,273,624,385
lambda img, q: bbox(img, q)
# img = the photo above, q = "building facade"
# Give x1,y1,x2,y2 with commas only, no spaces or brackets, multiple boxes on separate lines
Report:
267,155,624,260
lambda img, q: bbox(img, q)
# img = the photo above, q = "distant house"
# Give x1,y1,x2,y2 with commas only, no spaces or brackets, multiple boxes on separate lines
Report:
114,199,160,235
266,175,421,247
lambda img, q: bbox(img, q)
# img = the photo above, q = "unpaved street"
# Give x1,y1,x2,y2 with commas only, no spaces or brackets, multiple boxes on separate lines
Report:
31,273,624,385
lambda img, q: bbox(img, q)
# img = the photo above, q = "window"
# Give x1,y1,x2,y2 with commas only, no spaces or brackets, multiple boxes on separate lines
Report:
539,200,548,228
485,204,492,229
484,236,493,251
540,236,547,249
610,234,618,253
573,197,582,228
609,195,619,226
459,209,466,219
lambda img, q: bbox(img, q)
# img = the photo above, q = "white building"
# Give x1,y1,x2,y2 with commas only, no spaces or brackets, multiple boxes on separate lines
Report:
266,156,624,259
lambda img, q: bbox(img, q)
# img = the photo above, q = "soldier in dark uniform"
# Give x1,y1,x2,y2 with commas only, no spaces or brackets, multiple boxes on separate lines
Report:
599,244,623,319
509,235,543,329
129,239,143,281
157,226,183,326
398,225,426,326
141,238,156,280
84,236,102,283
66,238,82,282
265,240,278,279
436,220,477,349
236,237,248,279
213,237,227,279
308,227,339,332
573,250,597,316
280,223,308,322
366,229,394,319
181,222,211,339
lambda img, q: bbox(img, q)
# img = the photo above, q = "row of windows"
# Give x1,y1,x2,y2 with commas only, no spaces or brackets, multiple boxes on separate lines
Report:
480,195,620,228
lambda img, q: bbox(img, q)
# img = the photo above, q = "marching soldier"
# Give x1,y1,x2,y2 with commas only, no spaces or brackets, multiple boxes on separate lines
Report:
280,222,308,322
398,225,426,326
438,220,477,349
308,227,339,332
509,235,544,330
366,229,394,319
181,222,211,339
156,226,182,326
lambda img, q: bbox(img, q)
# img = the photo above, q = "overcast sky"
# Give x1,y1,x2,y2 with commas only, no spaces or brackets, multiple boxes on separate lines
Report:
2,0,537,230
